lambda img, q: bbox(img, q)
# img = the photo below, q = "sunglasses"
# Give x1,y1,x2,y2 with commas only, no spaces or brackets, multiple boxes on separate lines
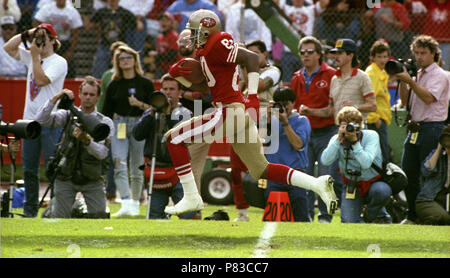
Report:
118,55,134,61
300,49,316,55
1,25,15,31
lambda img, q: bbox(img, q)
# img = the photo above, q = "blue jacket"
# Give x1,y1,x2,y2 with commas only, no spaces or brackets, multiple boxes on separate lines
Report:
418,148,449,201
321,129,382,181
265,111,311,169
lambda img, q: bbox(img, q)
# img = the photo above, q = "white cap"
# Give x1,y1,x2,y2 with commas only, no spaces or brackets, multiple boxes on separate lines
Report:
1,16,15,26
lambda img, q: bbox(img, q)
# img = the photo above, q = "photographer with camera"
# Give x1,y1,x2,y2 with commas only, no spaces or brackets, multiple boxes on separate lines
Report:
392,35,450,225
34,77,114,218
415,125,450,225
133,74,196,219
3,22,67,218
264,87,312,222
321,106,392,223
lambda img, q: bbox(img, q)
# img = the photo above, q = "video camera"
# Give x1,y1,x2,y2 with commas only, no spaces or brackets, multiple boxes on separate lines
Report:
58,94,110,142
385,58,418,77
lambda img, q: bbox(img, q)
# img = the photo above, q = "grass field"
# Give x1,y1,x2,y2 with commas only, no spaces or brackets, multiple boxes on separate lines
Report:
1,203,449,259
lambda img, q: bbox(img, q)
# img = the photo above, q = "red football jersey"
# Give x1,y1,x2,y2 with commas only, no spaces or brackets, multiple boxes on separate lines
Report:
196,32,245,104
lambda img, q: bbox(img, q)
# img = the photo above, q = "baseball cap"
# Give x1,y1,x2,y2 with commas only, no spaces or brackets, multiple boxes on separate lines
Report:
1,16,15,26
38,23,58,38
330,39,357,54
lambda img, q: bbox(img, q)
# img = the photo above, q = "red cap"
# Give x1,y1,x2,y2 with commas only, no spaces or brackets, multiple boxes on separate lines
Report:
39,23,58,38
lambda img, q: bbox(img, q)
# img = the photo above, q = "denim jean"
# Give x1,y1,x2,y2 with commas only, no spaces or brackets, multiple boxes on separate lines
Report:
340,181,392,223
367,119,391,164
149,182,196,219
91,45,110,79
401,122,444,221
305,125,343,222
111,115,145,201
22,126,62,217
265,180,311,222
105,149,116,196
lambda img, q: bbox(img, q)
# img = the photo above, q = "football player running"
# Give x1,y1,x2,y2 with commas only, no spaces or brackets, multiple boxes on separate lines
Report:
165,9,338,216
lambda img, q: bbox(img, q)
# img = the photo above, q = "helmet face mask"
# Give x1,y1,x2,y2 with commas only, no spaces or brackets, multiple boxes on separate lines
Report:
186,9,221,47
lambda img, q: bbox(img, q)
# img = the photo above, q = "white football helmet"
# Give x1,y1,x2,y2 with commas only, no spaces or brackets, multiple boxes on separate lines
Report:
186,9,222,47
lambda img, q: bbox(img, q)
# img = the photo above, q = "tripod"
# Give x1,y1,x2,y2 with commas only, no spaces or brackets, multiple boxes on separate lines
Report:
146,111,164,219
0,136,25,218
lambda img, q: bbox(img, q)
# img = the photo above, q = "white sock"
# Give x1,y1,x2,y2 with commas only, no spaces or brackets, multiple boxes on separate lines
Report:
179,171,199,195
239,209,248,215
290,170,318,191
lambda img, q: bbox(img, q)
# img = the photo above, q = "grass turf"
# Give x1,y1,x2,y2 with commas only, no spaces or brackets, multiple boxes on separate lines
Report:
1,204,449,258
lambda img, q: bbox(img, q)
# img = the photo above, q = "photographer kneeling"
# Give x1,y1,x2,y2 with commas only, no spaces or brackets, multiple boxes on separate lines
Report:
321,106,392,223
416,125,450,225
35,77,114,218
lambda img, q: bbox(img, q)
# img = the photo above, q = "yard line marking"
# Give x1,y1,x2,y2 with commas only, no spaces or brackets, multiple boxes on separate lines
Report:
251,222,278,258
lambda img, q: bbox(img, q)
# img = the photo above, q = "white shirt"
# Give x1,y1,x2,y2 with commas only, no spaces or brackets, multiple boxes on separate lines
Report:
19,45,68,120
34,1,83,41
0,37,27,77
225,3,272,51
283,1,325,37
119,0,155,17
0,0,21,22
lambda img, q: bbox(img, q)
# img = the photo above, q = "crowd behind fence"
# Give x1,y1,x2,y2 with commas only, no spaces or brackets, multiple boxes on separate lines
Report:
1,0,448,81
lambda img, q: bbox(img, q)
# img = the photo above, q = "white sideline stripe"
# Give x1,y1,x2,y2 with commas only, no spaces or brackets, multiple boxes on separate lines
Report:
250,222,278,258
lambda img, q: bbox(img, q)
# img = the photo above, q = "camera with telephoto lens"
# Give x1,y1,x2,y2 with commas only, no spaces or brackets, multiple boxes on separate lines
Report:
273,102,287,114
385,58,418,77
346,169,361,197
346,122,360,133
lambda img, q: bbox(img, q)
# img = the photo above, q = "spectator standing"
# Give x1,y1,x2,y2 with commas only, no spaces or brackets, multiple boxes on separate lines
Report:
133,74,197,219
0,15,27,77
34,78,114,218
365,0,411,59
118,0,155,65
167,0,224,33
3,23,67,217
0,0,21,22
148,12,179,79
416,125,450,225
97,40,128,203
321,106,392,223
225,0,272,52
315,0,361,43
280,0,329,82
33,0,83,78
102,45,154,217
418,0,450,70
89,0,136,79
394,35,450,224
16,0,38,32
264,87,312,222
329,38,377,123
365,40,392,165
292,36,342,223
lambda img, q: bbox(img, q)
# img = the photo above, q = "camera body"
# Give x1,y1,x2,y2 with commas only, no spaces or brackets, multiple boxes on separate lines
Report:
345,169,361,198
273,102,287,114
385,58,418,77
33,28,47,48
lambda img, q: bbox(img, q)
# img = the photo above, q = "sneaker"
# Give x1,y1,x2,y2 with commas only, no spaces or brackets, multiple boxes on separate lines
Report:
400,218,415,225
234,213,249,222
164,193,204,216
318,218,331,223
112,199,134,217
316,175,338,215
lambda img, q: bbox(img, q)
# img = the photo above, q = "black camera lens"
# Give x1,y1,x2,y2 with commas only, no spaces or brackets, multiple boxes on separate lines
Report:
346,122,359,132
273,102,285,114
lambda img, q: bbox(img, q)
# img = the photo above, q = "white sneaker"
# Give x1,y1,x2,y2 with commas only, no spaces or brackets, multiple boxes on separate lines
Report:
315,175,338,215
233,213,249,222
129,200,140,216
112,199,134,217
164,193,204,215
400,219,415,225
